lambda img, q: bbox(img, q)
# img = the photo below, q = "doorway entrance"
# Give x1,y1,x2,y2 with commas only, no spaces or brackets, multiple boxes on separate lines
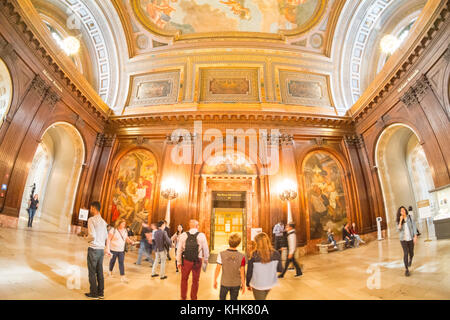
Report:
211,191,246,252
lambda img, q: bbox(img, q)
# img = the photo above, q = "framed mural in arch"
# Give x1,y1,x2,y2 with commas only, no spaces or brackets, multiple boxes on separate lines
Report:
111,149,157,233
303,151,348,240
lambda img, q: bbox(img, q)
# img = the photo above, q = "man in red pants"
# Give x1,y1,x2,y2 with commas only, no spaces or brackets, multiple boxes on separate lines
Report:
176,219,209,300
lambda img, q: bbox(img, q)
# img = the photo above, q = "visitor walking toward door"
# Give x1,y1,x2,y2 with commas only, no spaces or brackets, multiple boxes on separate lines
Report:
246,232,282,300
272,221,285,253
135,222,154,266
397,206,419,277
278,223,302,278
27,194,39,228
176,219,209,300
85,201,108,300
171,224,184,273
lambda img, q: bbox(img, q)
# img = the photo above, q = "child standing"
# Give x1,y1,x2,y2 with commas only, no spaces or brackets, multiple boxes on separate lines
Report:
213,233,246,300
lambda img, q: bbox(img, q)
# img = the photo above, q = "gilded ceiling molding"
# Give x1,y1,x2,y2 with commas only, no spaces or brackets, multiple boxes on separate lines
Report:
350,0,449,122
1,0,111,122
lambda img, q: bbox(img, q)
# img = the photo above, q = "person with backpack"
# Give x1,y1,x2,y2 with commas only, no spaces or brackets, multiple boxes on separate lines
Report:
176,219,209,300
151,220,173,280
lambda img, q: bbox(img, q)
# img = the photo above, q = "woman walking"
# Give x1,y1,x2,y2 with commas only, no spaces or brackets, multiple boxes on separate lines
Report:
397,206,419,277
171,224,184,273
246,232,282,300
27,194,39,228
106,219,134,283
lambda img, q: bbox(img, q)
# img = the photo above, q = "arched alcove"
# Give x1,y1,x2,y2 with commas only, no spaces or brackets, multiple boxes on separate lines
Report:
0,58,13,128
375,124,436,239
19,123,85,232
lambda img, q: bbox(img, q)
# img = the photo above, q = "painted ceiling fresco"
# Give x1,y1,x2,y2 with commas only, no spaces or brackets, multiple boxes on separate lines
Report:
135,0,324,35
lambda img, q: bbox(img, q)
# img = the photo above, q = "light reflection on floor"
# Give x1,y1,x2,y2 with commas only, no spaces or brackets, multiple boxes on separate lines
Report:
0,227,449,300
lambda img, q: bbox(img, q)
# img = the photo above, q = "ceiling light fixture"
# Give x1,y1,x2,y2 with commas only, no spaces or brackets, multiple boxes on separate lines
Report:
380,34,400,55
61,36,80,55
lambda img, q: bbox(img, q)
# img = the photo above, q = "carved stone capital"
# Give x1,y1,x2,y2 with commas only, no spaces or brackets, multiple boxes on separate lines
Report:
95,133,105,147
135,136,145,146
44,89,60,109
0,39,17,62
345,134,364,147
414,74,431,100
166,133,196,145
314,137,325,147
103,134,116,147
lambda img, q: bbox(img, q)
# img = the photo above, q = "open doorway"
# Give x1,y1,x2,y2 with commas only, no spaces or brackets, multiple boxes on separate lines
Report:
376,124,436,239
18,122,85,232
211,191,246,252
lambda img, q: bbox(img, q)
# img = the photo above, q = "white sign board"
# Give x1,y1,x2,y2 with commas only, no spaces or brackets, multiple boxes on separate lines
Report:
251,228,263,240
417,200,433,219
78,208,89,221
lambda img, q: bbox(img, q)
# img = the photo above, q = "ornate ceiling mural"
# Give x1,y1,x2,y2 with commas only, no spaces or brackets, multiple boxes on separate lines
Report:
132,0,327,38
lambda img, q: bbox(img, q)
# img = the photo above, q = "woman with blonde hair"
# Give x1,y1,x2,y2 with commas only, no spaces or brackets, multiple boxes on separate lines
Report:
246,232,282,300
106,219,135,283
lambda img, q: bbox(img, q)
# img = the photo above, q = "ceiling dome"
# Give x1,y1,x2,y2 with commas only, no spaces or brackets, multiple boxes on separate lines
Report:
132,0,326,38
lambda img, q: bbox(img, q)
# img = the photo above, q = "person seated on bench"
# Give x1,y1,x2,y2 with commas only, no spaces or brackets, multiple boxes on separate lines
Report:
342,223,355,248
327,228,338,249
349,222,365,247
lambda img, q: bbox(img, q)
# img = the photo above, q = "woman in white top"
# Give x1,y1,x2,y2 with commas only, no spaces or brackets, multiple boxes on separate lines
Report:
171,224,184,272
106,219,134,283
397,206,419,277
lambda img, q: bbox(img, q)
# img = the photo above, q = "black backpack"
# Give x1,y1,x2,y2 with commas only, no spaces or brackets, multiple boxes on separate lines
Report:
183,232,199,262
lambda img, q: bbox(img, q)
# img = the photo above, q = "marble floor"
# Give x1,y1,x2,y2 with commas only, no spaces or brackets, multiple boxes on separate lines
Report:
0,227,449,300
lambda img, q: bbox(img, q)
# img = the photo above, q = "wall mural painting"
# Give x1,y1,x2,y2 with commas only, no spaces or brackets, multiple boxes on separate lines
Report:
138,0,323,35
111,150,157,233
136,80,172,99
288,80,322,99
209,78,250,95
304,152,348,240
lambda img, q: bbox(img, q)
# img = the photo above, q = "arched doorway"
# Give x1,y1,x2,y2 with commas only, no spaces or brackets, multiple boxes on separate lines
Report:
199,152,258,252
19,123,85,232
109,149,158,234
0,58,13,128
302,151,350,241
375,124,436,239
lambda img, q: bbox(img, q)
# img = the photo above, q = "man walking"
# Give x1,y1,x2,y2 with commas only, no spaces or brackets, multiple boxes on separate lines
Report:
151,220,172,280
272,221,284,253
85,201,108,299
135,222,153,266
176,219,209,300
278,223,302,278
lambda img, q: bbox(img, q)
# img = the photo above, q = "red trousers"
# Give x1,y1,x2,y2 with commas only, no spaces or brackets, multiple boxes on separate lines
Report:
180,258,202,300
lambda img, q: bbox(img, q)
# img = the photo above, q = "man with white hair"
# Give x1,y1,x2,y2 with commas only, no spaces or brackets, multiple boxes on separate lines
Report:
176,219,209,300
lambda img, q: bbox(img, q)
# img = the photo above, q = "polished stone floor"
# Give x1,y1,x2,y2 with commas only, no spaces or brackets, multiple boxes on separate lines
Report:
0,227,449,300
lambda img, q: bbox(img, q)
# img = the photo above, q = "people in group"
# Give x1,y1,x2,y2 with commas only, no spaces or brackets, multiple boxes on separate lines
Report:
27,194,39,228
342,222,355,248
213,233,246,300
85,201,108,299
246,232,282,300
397,206,419,277
135,222,154,266
151,220,173,280
272,221,285,253
163,220,172,261
106,218,134,283
327,228,338,249
349,222,365,247
278,223,302,278
171,224,184,273
176,219,209,300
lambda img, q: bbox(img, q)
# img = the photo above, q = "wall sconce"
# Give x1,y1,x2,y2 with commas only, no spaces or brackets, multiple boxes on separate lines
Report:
278,179,298,224
161,178,180,226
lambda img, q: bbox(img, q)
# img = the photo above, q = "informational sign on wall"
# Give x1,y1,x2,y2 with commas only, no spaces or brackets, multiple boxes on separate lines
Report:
78,208,89,221
251,228,263,240
417,199,432,219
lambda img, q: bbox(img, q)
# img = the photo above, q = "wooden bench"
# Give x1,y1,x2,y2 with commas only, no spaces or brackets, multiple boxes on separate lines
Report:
317,240,346,254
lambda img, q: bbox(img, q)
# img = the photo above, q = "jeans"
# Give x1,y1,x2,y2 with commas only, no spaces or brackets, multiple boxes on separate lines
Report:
344,236,355,247
109,250,125,276
87,248,104,297
28,208,36,227
327,235,337,247
220,286,240,300
136,240,153,265
252,289,270,300
152,250,167,277
354,235,363,247
181,258,202,300
400,240,414,270
280,256,302,277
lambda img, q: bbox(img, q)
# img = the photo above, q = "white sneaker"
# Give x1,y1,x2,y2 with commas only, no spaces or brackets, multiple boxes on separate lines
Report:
121,276,129,283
